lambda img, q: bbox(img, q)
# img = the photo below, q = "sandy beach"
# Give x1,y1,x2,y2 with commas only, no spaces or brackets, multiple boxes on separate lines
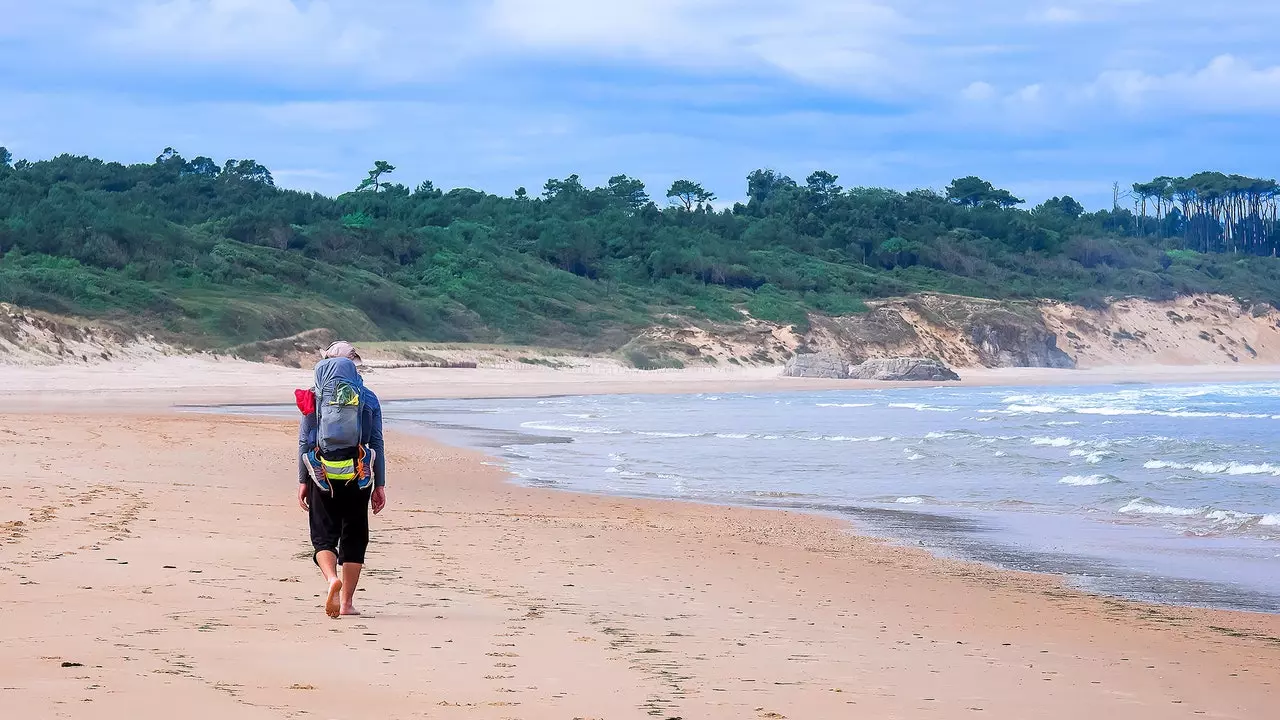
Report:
4,361,1280,719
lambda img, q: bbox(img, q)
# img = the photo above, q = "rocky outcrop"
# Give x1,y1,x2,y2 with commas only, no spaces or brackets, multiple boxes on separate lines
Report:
805,294,1077,370
783,352,848,379
848,357,960,382
967,309,1074,368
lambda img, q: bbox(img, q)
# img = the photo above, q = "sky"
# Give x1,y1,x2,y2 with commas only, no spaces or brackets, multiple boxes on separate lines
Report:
2,1,1279,210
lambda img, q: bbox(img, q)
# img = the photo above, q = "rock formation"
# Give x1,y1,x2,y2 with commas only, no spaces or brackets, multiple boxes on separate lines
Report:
783,352,848,379
847,357,960,382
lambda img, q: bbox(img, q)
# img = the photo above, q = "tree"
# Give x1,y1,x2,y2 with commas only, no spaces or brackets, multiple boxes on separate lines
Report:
1035,196,1084,218
156,147,184,165
805,171,843,206
667,179,715,211
357,160,396,193
186,156,221,177
945,176,1023,208
0,146,11,168
606,174,650,210
543,174,585,201
222,159,274,185
746,169,796,206
514,186,528,201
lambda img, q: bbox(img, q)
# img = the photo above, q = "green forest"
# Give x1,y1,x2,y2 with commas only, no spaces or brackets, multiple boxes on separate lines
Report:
2,146,1280,350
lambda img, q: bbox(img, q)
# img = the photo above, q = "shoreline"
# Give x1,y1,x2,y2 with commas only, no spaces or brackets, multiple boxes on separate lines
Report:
206,392,1280,616
6,364,1280,717
382,401,1280,616
6,410,1280,718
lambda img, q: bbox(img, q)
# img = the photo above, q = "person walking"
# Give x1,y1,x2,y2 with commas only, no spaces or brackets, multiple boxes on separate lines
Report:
297,341,387,618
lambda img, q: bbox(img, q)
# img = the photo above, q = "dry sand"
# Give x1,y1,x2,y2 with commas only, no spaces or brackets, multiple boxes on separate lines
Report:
9,354,1280,411
4,364,1280,719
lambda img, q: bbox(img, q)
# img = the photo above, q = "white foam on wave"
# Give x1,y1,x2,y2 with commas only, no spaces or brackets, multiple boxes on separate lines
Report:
1119,498,1202,516
1144,460,1280,476
993,451,1008,457
816,403,874,408
1158,410,1272,419
1205,509,1257,524
1260,514,1280,527
802,434,894,443
521,421,623,435
1007,404,1061,414
635,430,702,438
1060,474,1119,486
715,433,752,440
895,497,925,504
1031,436,1075,447
906,452,924,461
888,403,958,413
1070,449,1116,464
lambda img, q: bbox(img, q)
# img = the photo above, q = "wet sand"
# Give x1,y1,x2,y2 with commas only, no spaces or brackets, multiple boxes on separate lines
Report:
4,403,1280,719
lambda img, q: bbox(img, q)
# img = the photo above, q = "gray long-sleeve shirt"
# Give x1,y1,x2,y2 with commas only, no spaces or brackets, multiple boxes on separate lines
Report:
297,385,386,488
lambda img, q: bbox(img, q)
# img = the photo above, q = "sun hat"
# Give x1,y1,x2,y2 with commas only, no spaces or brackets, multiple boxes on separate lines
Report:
322,340,362,364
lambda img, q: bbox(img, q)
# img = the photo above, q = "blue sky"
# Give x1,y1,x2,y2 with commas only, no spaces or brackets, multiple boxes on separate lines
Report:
2,1,1279,210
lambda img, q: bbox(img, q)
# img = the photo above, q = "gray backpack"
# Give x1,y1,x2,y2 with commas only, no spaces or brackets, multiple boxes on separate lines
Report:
313,357,363,458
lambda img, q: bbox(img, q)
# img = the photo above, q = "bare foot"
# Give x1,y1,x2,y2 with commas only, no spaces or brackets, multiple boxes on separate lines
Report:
340,604,361,616
325,578,343,619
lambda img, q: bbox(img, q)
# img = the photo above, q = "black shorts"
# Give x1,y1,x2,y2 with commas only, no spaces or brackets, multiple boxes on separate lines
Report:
308,481,373,565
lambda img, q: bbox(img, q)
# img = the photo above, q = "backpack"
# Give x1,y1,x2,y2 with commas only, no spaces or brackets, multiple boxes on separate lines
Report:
313,357,363,459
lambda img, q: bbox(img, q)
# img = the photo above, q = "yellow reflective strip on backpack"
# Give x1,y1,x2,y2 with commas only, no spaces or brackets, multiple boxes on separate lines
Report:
321,457,357,481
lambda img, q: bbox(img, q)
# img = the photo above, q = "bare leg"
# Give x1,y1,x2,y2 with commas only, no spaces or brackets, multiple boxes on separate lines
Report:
317,550,342,619
340,562,363,616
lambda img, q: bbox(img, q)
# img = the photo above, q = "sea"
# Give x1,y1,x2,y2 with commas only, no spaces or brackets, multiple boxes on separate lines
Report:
231,381,1280,612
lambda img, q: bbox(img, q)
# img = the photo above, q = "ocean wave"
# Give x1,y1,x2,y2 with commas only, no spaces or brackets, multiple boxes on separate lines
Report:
1144,460,1280,476
1060,474,1120,486
906,453,924,461
635,430,704,438
802,434,894,443
520,422,623,435
1006,404,1061,414
1113,498,1275,529
1031,436,1075,447
895,496,925,504
1070,449,1116,464
888,403,959,413
1119,498,1202,516
816,403,874,408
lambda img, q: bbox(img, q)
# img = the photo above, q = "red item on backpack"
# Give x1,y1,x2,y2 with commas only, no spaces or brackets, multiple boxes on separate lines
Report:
295,388,316,415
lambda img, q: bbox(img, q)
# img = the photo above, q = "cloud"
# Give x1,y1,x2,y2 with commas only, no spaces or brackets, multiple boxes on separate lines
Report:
94,0,474,84
961,81,996,101
484,0,915,94
104,1,375,64
5,0,1280,214
1090,55,1280,112
1039,6,1080,22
